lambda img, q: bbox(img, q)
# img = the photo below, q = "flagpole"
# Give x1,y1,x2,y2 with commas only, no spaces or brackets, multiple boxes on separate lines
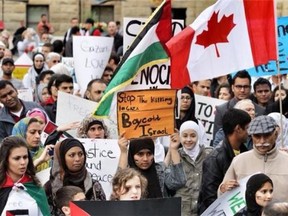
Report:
276,60,284,148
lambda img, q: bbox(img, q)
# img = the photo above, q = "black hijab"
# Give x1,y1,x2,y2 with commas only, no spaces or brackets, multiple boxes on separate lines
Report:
59,138,87,191
176,86,198,129
32,52,45,75
245,173,273,216
128,138,163,198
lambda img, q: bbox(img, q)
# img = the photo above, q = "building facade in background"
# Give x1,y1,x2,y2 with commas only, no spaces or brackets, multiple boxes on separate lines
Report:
1,0,288,35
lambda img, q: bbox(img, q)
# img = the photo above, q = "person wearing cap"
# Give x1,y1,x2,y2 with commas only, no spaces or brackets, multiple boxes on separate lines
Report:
0,58,24,89
218,115,288,202
84,18,101,36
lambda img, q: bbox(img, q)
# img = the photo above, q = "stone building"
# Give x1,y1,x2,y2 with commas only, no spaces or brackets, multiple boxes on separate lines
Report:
1,0,288,36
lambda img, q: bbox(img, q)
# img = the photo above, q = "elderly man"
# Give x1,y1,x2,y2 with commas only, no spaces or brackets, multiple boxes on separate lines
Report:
219,115,288,202
46,52,61,69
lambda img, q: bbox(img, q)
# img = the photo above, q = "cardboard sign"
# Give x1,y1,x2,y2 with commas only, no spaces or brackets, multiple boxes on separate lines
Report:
71,197,181,216
117,89,176,139
73,36,113,90
56,91,118,138
80,138,120,198
201,174,256,216
194,95,226,145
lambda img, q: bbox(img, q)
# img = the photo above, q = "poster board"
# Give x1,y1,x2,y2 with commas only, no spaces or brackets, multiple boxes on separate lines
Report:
117,89,176,139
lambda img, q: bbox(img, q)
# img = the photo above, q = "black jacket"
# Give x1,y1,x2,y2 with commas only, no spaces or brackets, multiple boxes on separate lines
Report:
197,138,248,214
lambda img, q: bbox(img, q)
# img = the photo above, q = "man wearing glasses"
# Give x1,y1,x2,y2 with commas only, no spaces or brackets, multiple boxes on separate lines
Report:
213,70,265,138
46,52,61,69
218,115,288,202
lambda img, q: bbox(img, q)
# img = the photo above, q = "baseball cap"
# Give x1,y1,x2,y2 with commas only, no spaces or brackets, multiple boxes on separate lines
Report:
248,115,277,135
2,58,14,65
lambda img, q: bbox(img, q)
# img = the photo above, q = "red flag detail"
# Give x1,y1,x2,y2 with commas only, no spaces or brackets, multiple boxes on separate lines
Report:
196,11,236,57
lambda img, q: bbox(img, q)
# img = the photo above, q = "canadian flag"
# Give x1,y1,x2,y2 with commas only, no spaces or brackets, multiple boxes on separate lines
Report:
167,0,277,89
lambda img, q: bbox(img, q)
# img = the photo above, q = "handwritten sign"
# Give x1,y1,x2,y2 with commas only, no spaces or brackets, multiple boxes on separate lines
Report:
56,91,118,138
80,138,120,198
73,36,113,90
117,89,176,139
195,95,226,145
201,175,254,216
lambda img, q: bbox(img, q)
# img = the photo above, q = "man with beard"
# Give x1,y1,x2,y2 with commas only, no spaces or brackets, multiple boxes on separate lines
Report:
0,58,24,89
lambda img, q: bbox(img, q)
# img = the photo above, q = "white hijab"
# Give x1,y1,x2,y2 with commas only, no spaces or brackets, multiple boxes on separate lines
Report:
180,120,201,161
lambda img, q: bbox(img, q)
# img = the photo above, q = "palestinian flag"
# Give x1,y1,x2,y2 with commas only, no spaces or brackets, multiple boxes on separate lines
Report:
94,0,172,117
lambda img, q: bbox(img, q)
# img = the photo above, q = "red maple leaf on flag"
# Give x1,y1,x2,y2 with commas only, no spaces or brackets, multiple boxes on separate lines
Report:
196,11,236,57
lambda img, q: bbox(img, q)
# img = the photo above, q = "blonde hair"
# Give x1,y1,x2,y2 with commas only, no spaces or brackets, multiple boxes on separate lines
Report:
110,168,147,201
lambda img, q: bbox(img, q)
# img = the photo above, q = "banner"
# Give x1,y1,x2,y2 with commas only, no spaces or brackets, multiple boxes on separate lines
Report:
195,95,226,145
201,174,257,216
73,36,113,90
56,91,118,138
71,197,181,216
80,138,120,198
117,89,176,139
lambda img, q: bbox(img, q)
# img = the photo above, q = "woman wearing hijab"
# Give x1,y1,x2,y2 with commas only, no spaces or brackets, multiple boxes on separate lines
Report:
239,173,274,216
77,115,109,139
176,86,198,130
118,135,186,199
0,136,50,215
12,117,53,172
44,138,106,215
23,52,48,90
166,120,212,216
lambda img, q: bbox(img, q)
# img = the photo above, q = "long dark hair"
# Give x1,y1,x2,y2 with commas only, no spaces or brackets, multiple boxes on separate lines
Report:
0,136,40,187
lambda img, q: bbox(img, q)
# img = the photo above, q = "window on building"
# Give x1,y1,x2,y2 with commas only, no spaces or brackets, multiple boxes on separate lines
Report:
91,6,114,24
26,5,49,29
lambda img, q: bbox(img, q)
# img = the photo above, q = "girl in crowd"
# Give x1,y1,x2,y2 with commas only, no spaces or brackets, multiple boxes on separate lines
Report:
23,52,48,90
266,85,288,118
44,138,106,215
118,135,186,198
241,173,274,216
177,86,208,146
12,117,53,172
215,82,234,101
166,120,212,216
110,168,147,201
0,136,50,215
36,83,51,106
77,115,109,139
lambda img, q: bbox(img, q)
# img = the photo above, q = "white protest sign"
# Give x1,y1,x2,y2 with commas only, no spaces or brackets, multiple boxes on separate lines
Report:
36,167,51,186
18,88,33,101
201,174,257,216
122,17,184,90
79,138,120,198
56,91,118,138
73,36,113,90
62,57,74,69
195,95,226,145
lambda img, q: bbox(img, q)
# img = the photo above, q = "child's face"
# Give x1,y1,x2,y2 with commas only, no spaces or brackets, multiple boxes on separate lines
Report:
119,176,142,200
255,182,273,207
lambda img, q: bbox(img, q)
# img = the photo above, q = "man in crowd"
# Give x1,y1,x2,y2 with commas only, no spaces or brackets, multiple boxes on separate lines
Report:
191,79,212,96
106,21,123,55
0,58,24,89
84,78,107,103
252,77,272,108
44,74,74,122
0,80,43,141
213,70,265,137
198,108,251,214
46,52,61,69
219,115,288,202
